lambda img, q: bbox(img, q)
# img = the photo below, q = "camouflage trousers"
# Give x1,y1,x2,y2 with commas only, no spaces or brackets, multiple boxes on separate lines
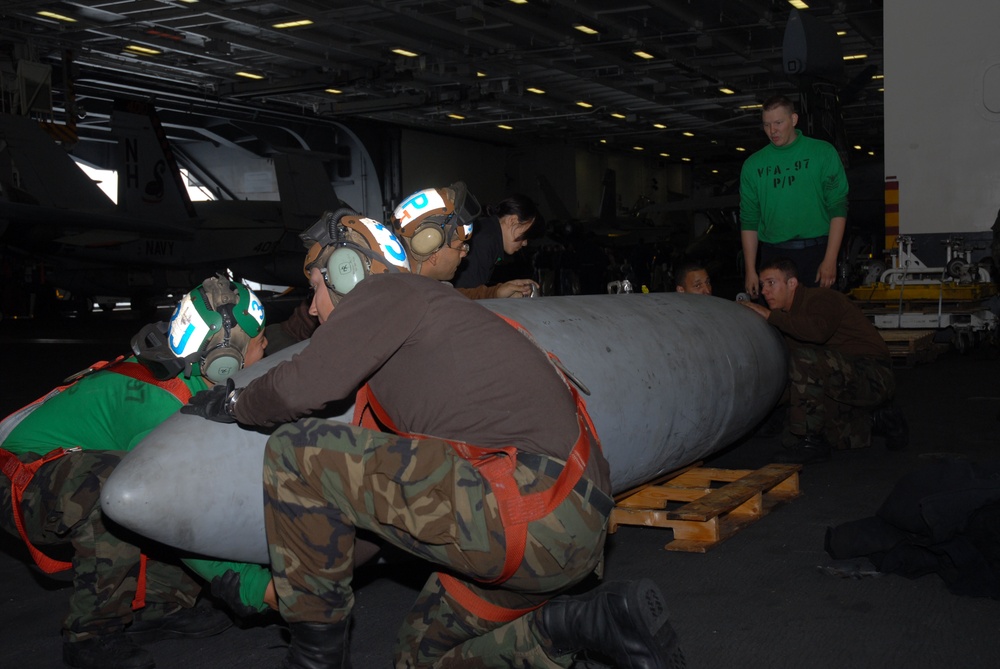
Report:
0,449,201,641
262,418,611,668
786,345,895,450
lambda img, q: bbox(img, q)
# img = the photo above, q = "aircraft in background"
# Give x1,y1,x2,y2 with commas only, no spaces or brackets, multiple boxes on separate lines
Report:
0,99,356,316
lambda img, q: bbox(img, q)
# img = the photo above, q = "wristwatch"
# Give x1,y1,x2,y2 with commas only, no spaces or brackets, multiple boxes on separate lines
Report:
224,386,243,419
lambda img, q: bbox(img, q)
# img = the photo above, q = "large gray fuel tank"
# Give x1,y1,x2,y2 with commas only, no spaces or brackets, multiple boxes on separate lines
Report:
103,293,786,563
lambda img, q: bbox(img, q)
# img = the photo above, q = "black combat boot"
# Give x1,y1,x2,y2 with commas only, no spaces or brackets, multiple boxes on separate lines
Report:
281,619,352,669
63,633,155,669
774,434,831,464
537,579,685,669
872,405,909,451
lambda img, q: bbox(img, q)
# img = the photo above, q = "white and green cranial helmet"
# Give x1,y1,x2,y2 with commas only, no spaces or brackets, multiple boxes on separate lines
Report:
133,276,265,383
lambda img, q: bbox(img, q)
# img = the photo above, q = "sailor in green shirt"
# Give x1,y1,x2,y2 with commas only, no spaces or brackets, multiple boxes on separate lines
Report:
740,95,849,297
0,276,271,669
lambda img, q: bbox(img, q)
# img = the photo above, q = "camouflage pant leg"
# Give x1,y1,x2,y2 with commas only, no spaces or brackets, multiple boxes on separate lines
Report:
1,450,202,640
262,418,608,668
2,450,140,640
787,346,895,449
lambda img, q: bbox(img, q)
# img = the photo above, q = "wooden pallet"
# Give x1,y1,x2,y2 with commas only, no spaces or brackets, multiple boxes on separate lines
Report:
878,329,939,367
607,463,802,552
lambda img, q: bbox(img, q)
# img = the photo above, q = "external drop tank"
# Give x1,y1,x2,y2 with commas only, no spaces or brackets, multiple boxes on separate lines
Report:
102,292,787,563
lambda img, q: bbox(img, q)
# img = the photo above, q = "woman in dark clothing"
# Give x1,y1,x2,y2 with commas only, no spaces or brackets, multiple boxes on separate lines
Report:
452,193,540,297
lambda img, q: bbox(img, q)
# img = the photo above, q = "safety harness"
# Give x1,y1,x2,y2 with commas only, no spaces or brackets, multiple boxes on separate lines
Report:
352,315,606,623
0,357,192,609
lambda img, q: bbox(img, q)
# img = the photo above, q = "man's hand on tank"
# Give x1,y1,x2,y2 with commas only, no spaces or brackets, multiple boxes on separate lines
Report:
181,378,239,423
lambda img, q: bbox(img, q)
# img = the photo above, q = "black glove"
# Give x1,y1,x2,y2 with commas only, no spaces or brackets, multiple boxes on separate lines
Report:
210,569,260,619
180,378,238,423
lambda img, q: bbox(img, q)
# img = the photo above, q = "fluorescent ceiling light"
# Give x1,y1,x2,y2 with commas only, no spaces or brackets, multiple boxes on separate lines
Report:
740,104,763,110
124,45,161,55
526,87,545,94
719,87,735,95
788,1,809,9
632,146,644,151
37,10,76,22
497,124,513,130
681,157,692,162
653,123,667,129
392,48,419,57
235,71,264,80
659,152,670,158
682,131,694,137
477,71,487,78
574,24,598,35
611,112,626,119
735,146,746,152
273,19,314,29
843,54,868,60
576,101,593,108
325,88,342,94
633,51,655,60
448,113,465,120
509,0,528,4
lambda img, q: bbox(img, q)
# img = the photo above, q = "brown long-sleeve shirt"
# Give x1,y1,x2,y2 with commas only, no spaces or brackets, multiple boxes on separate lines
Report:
235,273,611,494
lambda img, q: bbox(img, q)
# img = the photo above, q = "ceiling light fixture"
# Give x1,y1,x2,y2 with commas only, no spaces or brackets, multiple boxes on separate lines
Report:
576,101,593,108
448,113,465,120
872,74,884,80
718,87,735,95
653,123,667,129
526,87,545,94
235,71,264,80
497,124,514,130
740,104,763,110
633,146,644,151
735,147,746,152
611,113,626,119
325,88,342,94
37,10,76,22
659,152,670,158
477,71,487,78
574,24,598,35
633,51,655,60
124,45,161,56
272,19,314,29
392,48,419,58
509,0,529,4
843,54,868,60
788,1,809,9
683,131,695,137
681,157,692,162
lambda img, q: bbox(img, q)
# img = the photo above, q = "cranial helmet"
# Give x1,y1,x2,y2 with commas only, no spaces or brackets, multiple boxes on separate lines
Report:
391,182,481,260
131,276,266,383
301,207,410,304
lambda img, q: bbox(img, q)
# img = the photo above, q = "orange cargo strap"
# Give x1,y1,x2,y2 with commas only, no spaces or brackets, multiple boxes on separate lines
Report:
0,446,79,573
0,357,190,601
351,315,602,622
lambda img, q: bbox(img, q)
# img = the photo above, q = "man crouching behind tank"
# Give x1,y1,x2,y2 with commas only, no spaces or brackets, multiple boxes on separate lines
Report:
182,187,686,668
0,276,268,669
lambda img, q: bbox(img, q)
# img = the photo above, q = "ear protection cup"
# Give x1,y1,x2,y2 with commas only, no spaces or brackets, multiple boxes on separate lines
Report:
199,303,245,384
202,346,244,383
408,222,446,256
328,245,375,295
